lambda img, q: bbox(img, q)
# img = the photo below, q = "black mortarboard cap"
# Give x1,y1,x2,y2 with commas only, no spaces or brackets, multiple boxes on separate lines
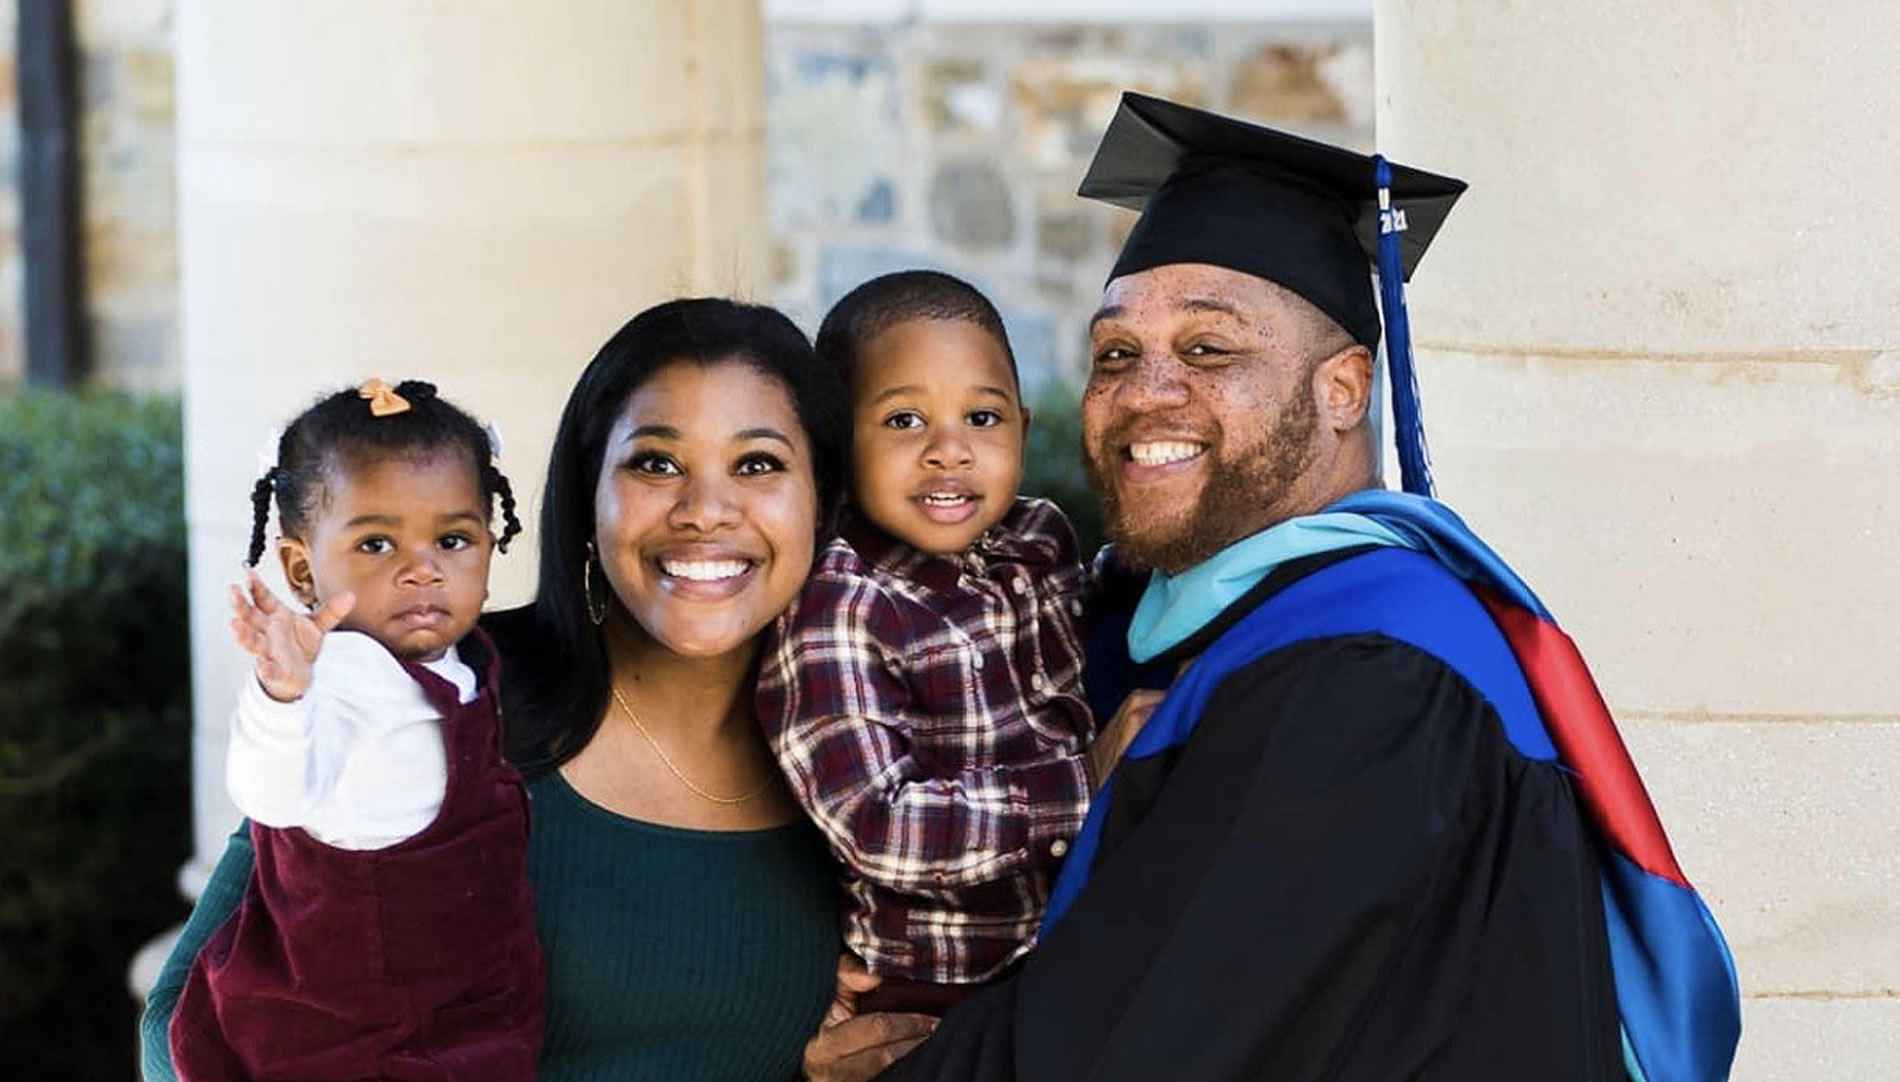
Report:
1079,92,1468,496
1080,92,1466,352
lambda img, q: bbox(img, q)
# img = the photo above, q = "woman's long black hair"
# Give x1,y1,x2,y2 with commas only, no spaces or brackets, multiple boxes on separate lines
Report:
490,298,847,775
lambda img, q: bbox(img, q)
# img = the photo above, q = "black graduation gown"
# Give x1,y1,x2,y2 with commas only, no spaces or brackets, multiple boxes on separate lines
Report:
879,550,1624,1082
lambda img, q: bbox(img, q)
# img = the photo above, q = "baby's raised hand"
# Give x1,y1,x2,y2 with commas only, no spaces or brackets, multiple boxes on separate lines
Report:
229,571,355,703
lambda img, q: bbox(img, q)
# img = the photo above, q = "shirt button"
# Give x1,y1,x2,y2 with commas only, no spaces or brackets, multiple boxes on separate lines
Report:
972,655,985,671
1011,577,1028,595
1068,599,1083,617
1031,674,1050,693
1050,839,1070,858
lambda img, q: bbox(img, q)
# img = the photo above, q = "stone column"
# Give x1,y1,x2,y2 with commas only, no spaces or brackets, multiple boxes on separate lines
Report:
135,0,767,993
1375,3,1900,1078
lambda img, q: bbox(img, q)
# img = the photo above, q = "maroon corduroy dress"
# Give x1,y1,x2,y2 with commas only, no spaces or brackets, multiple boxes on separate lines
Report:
170,630,545,1082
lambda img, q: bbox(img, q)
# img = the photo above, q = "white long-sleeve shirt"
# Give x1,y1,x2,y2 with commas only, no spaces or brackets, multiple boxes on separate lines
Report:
226,629,476,850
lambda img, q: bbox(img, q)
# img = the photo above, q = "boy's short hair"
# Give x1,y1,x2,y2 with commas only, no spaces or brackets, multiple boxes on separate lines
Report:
815,270,1020,394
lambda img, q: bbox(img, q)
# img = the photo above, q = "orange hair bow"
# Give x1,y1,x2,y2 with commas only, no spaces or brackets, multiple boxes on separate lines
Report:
357,379,411,417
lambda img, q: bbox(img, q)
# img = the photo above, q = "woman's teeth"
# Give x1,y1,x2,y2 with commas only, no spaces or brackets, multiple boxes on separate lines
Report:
1128,440,1205,467
921,493,973,506
660,559,749,581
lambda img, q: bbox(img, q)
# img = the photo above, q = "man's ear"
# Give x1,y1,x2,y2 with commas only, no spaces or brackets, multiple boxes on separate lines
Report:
278,537,318,609
1315,345,1374,433
1019,404,1033,449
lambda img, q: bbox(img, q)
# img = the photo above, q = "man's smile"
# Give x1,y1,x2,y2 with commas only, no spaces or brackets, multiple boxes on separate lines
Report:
1126,440,1208,467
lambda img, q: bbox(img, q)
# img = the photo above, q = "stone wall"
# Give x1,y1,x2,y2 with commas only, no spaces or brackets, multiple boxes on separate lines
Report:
765,18,1372,389
0,0,178,390
0,9,1372,393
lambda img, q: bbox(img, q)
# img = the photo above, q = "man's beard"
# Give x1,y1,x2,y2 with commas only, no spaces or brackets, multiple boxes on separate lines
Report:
1086,391,1319,575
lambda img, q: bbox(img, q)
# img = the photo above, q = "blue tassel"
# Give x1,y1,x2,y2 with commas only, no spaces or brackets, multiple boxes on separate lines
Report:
1373,155,1434,497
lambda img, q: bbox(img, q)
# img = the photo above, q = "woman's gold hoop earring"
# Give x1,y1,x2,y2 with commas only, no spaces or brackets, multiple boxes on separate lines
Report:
583,541,607,626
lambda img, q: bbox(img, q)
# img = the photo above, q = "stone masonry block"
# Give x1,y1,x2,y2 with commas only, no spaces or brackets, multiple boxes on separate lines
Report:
1379,0,1900,354
1620,719,1900,994
1417,348,1900,718
178,145,699,371
178,1,712,147
928,157,1016,250
1732,996,1900,1081
768,47,901,229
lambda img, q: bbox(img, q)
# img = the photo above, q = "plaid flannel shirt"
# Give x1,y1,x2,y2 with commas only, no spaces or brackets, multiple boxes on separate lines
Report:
756,497,1096,984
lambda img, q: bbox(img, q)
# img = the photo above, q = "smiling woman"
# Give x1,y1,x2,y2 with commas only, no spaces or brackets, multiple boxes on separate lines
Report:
503,299,849,782
142,301,872,1082
494,300,854,1078
591,362,818,666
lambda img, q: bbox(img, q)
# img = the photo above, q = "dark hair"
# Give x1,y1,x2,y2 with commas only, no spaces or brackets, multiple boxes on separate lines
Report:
493,298,847,774
246,379,521,567
813,269,1019,393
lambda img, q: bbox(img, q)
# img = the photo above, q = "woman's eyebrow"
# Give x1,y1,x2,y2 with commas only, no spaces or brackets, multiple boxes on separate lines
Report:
626,424,680,442
735,427,793,448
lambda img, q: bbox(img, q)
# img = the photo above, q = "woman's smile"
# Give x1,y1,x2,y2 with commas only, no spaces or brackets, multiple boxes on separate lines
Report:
653,545,762,599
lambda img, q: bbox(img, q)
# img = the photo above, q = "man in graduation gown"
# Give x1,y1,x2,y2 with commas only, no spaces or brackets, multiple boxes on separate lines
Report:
867,93,1739,1082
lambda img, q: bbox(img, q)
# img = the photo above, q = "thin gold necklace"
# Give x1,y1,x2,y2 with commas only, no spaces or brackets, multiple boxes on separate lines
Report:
609,684,771,805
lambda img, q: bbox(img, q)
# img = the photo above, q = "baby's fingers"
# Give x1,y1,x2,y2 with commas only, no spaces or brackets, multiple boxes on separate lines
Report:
261,606,306,666
229,585,274,654
246,571,288,616
229,615,269,658
230,582,271,628
310,591,356,634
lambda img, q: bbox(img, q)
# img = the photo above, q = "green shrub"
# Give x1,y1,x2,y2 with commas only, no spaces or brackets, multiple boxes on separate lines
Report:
1020,380,1105,555
0,390,191,1080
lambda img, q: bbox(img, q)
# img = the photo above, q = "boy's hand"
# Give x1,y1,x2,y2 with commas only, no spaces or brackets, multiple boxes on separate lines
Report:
802,954,936,1082
229,571,355,703
1086,688,1166,790
823,952,877,1028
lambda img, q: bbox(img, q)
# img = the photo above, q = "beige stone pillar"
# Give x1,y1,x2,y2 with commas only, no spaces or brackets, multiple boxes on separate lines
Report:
1376,3,1900,1077
136,0,766,993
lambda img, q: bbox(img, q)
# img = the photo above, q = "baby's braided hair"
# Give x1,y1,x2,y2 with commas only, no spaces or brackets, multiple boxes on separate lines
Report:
245,379,522,566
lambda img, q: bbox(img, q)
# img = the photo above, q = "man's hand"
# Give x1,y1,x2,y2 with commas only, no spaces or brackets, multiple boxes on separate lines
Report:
1086,688,1166,790
802,954,936,1082
228,571,354,703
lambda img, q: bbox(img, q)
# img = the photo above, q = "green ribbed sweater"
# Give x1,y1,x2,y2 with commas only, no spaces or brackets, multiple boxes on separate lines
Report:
142,772,842,1082
529,772,840,1080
